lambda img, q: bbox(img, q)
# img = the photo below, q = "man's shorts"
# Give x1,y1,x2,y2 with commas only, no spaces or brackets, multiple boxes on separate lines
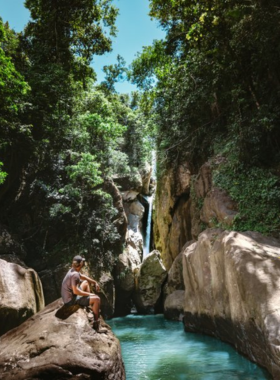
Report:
65,295,90,307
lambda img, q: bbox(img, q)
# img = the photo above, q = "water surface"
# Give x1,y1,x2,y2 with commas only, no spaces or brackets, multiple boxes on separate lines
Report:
107,314,271,380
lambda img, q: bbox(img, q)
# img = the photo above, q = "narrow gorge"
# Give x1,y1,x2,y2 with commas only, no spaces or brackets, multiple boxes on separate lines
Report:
1,0,280,379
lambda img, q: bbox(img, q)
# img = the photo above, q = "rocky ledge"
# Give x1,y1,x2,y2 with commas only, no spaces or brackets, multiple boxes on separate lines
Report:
0,299,125,380
165,228,280,379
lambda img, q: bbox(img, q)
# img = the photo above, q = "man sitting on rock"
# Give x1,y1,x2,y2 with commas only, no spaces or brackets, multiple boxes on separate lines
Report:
61,255,105,332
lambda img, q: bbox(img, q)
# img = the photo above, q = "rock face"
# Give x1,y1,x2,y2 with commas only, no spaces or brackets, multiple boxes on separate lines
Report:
163,241,194,321
112,172,142,193
133,250,167,314
0,298,125,380
200,187,238,227
114,245,141,316
98,272,115,319
104,179,128,245
113,162,156,316
126,229,143,257
139,162,152,195
124,199,145,233
0,258,45,336
154,161,238,270
153,163,192,270
175,229,280,379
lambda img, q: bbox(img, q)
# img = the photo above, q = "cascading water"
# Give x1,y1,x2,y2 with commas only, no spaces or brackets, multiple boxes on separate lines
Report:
142,151,156,259
143,194,153,258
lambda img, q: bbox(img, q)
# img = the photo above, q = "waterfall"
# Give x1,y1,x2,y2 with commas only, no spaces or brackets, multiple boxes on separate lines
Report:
142,151,156,259
143,194,154,258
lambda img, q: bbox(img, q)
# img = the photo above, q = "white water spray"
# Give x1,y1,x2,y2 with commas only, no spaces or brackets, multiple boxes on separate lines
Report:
143,194,154,258
142,152,156,259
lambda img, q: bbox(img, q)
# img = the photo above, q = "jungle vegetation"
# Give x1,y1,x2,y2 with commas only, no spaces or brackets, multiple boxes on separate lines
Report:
131,0,280,234
1,0,280,273
0,0,151,272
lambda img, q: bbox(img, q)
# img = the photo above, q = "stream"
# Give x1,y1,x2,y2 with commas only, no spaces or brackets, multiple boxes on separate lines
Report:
107,314,271,380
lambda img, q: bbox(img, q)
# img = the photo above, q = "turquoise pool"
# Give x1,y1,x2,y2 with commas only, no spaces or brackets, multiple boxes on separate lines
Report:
107,314,271,380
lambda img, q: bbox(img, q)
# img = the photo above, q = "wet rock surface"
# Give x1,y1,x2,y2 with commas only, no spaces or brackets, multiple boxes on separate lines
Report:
0,299,125,380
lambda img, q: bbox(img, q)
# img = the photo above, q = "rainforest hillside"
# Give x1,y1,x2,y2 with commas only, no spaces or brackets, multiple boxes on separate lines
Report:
131,0,280,236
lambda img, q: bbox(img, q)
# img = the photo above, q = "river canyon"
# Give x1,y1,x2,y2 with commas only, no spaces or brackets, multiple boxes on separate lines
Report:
1,156,280,379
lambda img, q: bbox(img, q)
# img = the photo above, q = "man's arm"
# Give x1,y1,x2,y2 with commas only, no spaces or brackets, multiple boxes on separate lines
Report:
72,284,93,296
70,272,96,296
80,273,100,291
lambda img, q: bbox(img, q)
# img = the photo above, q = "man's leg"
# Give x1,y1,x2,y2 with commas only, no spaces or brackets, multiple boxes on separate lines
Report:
79,281,105,332
80,280,90,293
80,281,101,323
89,294,100,322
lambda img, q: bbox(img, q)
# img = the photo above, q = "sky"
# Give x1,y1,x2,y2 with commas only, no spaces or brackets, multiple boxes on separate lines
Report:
0,0,165,93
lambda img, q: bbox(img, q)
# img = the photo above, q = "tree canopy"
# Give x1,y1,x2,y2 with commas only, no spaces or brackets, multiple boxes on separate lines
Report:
0,2,151,272
131,0,280,233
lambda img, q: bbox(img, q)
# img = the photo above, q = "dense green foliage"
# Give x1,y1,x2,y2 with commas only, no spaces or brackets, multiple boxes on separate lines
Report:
213,160,280,234
2,0,280,270
0,2,151,272
131,0,280,234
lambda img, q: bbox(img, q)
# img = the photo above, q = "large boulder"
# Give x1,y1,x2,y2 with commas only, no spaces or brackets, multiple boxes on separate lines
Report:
182,228,280,379
114,245,141,316
0,258,45,336
163,241,194,320
112,172,142,193
126,229,143,257
124,199,145,233
0,299,125,380
133,250,167,314
98,272,115,319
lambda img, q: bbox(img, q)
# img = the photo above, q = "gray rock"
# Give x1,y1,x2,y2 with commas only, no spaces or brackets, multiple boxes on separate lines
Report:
124,199,145,233
99,272,115,319
134,250,167,313
163,243,193,320
0,258,45,336
0,299,125,380
114,245,141,316
126,230,143,257
182,228,280,379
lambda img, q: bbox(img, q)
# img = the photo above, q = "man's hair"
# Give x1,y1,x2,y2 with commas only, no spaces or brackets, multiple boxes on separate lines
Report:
72,255,86,268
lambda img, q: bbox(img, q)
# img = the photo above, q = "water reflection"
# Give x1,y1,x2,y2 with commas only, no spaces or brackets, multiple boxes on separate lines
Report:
107,314,271,380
